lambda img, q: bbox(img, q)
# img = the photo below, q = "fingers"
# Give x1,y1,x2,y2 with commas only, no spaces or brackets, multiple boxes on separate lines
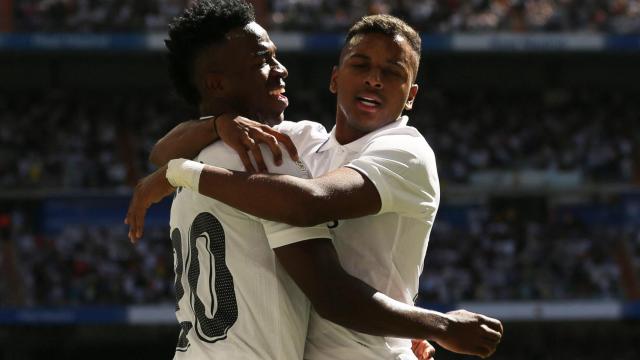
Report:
476,344,493,359
241,130,269,173
272,131,299,161
249,141,267,173
424,341,436,360
480,324,502,342
126,197,146,244
412,339,435,360
480,315,503,335
125,210,136,243
250,127,283,166
231,142,256,173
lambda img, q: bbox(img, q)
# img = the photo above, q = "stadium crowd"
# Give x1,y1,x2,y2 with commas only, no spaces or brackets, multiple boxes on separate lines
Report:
0,91,184,190
421,204,634,302
1,215,173,306
411,89,639,185
1,200,636,306
8,0,640,33
0,87,637,306
0,89,636,190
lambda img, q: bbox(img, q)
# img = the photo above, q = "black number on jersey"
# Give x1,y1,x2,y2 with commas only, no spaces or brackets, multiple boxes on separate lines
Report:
171,212,238,348
176,321,192,352
171,228,185,311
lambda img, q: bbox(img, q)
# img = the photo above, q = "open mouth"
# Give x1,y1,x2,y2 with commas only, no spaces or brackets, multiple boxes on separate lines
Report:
269,87,286,97
356,96,382,107
268,86,288,109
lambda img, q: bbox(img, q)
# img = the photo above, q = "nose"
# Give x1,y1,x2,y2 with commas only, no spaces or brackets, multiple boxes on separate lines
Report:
365,68,382,89
273,58,288,79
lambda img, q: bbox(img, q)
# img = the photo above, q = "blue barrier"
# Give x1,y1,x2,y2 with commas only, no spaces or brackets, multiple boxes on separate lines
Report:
0,307,127,324
2,33,640,52
0,301,638,324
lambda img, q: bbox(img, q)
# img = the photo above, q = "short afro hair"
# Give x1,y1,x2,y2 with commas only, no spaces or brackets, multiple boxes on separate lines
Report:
166,0,255,107
343,15,421,79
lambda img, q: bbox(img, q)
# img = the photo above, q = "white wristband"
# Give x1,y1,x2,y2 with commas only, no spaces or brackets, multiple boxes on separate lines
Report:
166,159,205,191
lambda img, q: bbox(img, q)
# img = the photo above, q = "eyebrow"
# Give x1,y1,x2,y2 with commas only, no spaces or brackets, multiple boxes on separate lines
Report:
349,52,409,73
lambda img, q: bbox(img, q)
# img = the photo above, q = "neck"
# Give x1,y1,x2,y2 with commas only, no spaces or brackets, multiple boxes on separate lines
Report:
199,101,229,117
334,114,402,145
335,122,367,145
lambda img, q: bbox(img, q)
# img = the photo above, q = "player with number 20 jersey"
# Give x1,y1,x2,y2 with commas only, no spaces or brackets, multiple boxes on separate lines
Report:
170,122,330,360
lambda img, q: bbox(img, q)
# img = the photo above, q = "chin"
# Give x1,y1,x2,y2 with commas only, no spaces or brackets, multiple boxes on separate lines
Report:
264,113,284,127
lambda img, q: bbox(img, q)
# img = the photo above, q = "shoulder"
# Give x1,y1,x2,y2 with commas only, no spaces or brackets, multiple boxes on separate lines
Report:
276,120,330,162
361,126,436,167
276,120,329,149
194,141,245,171
275,120,328,137
196,139,312,179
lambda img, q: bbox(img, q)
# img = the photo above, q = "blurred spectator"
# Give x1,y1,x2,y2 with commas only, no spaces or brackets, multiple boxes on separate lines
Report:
8,0,640,33
413,89,639,185
0,212,174,306
0,91,186,189
1,199,636,306
0,89,636,189
420,204,630,303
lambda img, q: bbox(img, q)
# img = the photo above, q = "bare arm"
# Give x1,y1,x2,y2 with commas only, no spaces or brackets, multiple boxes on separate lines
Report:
149,117,218,167
198,165,381,227
274,239,503,358
149,115,298,172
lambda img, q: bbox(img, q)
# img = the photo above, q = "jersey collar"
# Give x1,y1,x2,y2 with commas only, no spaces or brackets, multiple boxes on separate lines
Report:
316,116,409,154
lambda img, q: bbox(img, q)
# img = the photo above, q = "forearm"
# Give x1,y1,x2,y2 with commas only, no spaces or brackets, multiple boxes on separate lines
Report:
198,165,378,226
149,117,217,166
274,240,449,341
322,272,449,340
198,165,324,226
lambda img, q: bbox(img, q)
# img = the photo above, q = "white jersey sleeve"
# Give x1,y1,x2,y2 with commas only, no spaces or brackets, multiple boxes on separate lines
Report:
344,132,440,221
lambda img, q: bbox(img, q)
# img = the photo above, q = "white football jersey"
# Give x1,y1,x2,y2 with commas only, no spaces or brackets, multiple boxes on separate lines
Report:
170,121,331,360
304,116,440,360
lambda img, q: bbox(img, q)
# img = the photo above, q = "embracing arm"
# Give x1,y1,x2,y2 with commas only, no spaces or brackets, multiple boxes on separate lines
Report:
198,165,380,227
274,239,503,358
149,117,218,167
275,239,443,338
149,114,299,172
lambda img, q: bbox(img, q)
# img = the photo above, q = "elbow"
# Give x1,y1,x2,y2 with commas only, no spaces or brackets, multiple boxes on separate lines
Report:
148,142,168,167
148,151,162,167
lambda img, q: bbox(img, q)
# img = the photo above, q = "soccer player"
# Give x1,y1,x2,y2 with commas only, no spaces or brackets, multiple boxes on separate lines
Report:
127,2,502,359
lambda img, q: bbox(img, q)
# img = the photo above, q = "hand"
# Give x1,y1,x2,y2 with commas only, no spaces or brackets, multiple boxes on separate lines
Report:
412,339,436,360
124,165,175,243
216,114,298,173
434,310,503,358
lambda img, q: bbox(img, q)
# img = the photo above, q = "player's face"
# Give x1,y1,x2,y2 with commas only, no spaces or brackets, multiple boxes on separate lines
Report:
330,33,419,143
223,22,288,126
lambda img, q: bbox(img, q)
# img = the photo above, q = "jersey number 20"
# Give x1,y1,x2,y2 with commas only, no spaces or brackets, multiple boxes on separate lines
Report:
171,212,238,349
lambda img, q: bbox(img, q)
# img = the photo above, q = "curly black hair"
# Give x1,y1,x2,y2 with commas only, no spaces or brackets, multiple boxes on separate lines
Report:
166,0,255,107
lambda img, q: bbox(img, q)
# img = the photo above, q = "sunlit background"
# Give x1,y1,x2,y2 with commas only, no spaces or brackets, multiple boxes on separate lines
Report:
1,1,639,359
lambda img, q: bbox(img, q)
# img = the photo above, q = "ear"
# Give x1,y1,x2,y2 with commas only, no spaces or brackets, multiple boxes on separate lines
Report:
329,65,338,94
404,83,419,111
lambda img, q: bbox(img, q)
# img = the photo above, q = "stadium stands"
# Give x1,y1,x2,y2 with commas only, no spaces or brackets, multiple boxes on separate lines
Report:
0,89,636,190
1,3,639,358
7,0,640,33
